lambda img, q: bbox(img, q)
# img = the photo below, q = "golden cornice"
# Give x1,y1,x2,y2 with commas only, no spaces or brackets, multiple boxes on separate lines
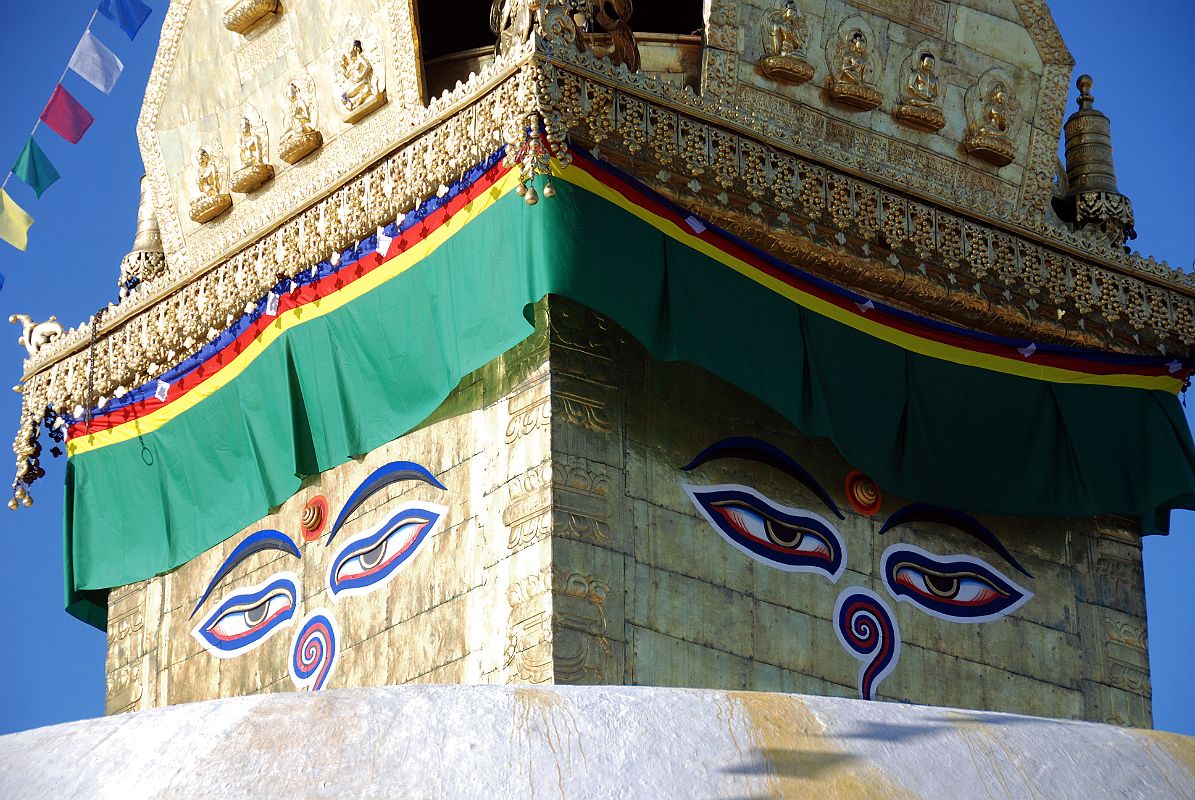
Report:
674,189,1105,352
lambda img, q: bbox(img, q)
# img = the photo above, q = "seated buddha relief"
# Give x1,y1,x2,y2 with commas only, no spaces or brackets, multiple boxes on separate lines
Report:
230,107,275,194
189,144,232,224
757,0,815,85
336,35,387,124
825,18,883,111
892,48,946,132
964,68,1021,167
279,76,323,165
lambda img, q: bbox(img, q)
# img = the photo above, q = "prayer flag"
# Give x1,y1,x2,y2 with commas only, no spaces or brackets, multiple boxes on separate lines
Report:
99,0,153,41
0,190,34,251
69,30,124,94
12,138,60,198
40,85,94,144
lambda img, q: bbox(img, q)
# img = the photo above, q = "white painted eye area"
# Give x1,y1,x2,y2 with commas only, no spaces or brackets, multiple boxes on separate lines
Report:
327,503,448,600
191,573,300,658
334,519,425,584
892,566,1002,605
880,543,1032,623
209,591,293,641
681,484,846,580
715,502,831,557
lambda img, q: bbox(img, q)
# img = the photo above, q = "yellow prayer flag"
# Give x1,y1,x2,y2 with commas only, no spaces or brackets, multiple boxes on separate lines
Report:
0,188,34,251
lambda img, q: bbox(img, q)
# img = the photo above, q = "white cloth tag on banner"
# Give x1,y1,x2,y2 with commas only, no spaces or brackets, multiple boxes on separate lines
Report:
1168,360,1183,374
376,226,393,256
154,381,170,402
684,216,706,234
265,292,280,317
855,299,875,314
1017,343,1037,358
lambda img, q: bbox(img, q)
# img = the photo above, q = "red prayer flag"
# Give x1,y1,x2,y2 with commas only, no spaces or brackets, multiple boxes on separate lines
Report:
40,85,94,144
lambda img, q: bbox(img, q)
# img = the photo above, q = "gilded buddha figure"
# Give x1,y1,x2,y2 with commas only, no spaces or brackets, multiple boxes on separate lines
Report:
336,38,386,123
189,146,232,223
981,82,1012,134
758,0,814,85
838,31,869,85
230,115,274,193
965,71,1020,166
279,79,323,164
826,24,882,110
893,50,946,132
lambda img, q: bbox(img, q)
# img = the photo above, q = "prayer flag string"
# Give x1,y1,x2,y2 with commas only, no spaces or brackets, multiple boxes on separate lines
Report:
0,3,153,252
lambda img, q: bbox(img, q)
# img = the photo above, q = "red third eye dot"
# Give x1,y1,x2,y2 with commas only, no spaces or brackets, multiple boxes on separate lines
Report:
301,495,329,541
845,470,882,516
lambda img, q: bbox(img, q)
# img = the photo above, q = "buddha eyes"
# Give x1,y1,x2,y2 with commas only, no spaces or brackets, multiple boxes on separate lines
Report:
683,484,846,581
327,503,446,599
192,574,299,657
880,544,1031,622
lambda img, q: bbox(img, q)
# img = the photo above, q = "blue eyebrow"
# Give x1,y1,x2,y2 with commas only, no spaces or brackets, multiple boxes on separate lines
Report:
325,460,447,545
190,529,301,618
878,503,1033,578
682,437,845,520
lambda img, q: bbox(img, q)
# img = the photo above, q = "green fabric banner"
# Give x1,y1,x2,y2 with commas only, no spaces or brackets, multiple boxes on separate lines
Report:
64,178,1195,626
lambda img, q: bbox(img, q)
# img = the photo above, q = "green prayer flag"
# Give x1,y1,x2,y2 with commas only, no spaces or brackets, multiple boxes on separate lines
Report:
12,137,60,198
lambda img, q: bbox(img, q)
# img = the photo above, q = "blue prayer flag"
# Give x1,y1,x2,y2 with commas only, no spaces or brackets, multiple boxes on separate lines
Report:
98,0,153,41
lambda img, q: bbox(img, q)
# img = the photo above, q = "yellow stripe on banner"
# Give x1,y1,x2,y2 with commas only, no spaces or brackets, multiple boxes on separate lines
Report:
557,161,1182,394
68,169,526,458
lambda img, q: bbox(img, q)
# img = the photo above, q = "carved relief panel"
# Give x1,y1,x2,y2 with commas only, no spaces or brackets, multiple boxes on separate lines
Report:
140,0,425,271
731,0,1068,219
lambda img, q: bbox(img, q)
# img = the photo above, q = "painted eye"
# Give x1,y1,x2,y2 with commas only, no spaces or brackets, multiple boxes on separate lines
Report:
328,502,447,599
682,484,845,580
880,543,1032,622
192,573,299,657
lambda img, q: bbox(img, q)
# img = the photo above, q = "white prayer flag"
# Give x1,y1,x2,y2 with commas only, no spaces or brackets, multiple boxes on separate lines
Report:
69,30,124,95
265,292,280,317
154,381,170,402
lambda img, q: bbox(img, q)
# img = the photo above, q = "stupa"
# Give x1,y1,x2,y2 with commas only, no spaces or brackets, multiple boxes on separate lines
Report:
5,1,1195,796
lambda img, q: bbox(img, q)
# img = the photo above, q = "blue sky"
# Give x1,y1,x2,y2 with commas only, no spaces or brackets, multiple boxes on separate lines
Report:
0,1,1192,735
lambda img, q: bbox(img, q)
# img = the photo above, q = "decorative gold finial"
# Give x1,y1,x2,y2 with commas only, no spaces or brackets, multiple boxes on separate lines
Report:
9,314,63,358
119,177,166,292
1063,74,1135,247
1076,74,1094,109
